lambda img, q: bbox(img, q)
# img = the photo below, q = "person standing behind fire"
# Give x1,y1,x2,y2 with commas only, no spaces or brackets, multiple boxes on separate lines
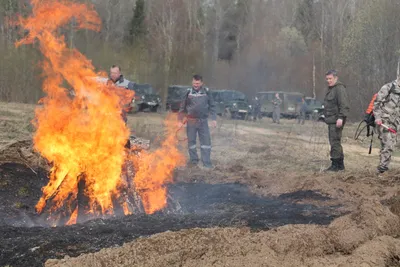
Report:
178,75,217,169
373,77,400,174
272,93,282,124
107,65,135,124
323,70,349,172
107,65,135,149
298,96,307,125
252,96,261,121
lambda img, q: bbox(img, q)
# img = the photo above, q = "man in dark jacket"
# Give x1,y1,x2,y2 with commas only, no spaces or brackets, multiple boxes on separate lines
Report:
323,70,350,172
252,96,261,121
178,75,217,168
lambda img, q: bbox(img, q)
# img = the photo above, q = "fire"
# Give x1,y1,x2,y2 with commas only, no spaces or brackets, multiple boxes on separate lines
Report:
15,0,184,225
132,116,185,214
66,207,78,226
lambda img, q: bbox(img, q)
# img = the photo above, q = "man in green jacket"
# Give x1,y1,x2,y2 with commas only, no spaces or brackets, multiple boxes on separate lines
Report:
323,70,350,172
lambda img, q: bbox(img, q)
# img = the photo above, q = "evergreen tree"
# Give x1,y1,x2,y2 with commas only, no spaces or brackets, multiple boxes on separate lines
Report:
126,0,146,44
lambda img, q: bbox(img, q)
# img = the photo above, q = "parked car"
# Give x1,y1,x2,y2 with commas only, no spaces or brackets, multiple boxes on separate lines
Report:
211,89,250,120
166,85,191,112
304,97,325,121
256,91,303,118
133,83,162,112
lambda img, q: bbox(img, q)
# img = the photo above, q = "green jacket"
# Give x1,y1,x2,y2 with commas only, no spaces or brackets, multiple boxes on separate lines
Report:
323,81,350,124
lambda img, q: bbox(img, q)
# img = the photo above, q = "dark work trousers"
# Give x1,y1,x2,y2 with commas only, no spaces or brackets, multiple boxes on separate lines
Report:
186,118,212,167
328,123,344,160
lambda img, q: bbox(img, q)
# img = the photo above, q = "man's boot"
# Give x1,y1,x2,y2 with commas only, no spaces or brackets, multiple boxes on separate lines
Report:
337,158,345,171
325,159,339,172
377,166,388,174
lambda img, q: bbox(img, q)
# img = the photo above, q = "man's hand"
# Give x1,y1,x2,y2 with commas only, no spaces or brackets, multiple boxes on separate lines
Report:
375,119,383,126
336,119,343,128
211,120,217,128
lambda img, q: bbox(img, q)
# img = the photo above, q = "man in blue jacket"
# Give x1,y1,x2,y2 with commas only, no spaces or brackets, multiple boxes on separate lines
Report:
178,75,217,168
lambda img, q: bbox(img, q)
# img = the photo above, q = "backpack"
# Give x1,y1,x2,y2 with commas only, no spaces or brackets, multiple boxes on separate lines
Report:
364,83,395,135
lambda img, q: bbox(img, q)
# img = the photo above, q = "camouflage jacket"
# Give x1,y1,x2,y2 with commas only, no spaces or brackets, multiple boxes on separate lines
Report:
323,81,350,124
373,81,400,126
272,98,282,107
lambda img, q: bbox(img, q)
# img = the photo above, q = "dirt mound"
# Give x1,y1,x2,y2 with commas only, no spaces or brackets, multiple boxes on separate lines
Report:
0,139,48,171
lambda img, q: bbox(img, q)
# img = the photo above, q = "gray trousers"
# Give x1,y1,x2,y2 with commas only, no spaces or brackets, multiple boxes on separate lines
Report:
187,118,212,167
298,111,306,124
272,107,280,123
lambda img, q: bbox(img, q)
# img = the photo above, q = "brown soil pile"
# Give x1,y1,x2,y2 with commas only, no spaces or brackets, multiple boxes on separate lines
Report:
0,139,49,171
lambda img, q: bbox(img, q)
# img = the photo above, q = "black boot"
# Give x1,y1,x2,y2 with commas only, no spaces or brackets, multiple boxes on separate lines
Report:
325,159,339,172
337,158,345,171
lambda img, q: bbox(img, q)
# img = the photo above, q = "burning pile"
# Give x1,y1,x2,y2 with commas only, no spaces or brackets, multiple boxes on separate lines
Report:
15,0,184,226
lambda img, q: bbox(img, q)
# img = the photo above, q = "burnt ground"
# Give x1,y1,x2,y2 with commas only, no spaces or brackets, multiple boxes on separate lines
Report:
0,163,47,227
0,163,341,267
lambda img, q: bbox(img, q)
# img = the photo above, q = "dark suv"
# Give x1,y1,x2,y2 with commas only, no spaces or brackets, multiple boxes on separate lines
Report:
133,83,162,112
304,97,325,121
211,89,250,119
166,85,191,112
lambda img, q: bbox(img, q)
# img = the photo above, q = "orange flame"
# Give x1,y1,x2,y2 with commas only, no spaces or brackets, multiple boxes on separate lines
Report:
15,0,185,225
66,207,78,225
132,115,185,214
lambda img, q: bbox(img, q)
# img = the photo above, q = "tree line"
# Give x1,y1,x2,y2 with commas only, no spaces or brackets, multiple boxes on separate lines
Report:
1,0,399,119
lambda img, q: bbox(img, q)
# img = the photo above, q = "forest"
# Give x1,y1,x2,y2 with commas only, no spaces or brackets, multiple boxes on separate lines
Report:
0,0,399,118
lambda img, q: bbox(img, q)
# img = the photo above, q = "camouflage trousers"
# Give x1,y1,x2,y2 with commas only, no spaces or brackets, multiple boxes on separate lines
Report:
378,125,398,171
328,124,344,159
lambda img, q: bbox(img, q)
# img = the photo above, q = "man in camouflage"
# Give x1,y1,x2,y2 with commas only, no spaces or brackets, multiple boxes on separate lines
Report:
373,78,400,174
272,93,282,124
323,70,350,172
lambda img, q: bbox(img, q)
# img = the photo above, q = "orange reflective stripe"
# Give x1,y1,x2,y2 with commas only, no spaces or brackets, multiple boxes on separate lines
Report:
366,93,377,114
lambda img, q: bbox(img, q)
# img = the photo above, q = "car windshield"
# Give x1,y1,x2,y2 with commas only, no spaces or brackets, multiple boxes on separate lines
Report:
257,93,276,100
134,84,155,94
305,99,322,106
221,91,246,101
168,86,189,98
286,95,303,102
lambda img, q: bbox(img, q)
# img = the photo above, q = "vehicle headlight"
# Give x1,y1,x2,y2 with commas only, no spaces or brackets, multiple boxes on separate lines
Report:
141,95,145,100
233,103,237,107
321,105,324,109
313,109,318,113
249,105,252,109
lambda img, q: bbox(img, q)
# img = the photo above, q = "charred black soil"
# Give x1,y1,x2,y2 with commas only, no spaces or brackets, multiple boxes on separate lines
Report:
0,163,341,267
